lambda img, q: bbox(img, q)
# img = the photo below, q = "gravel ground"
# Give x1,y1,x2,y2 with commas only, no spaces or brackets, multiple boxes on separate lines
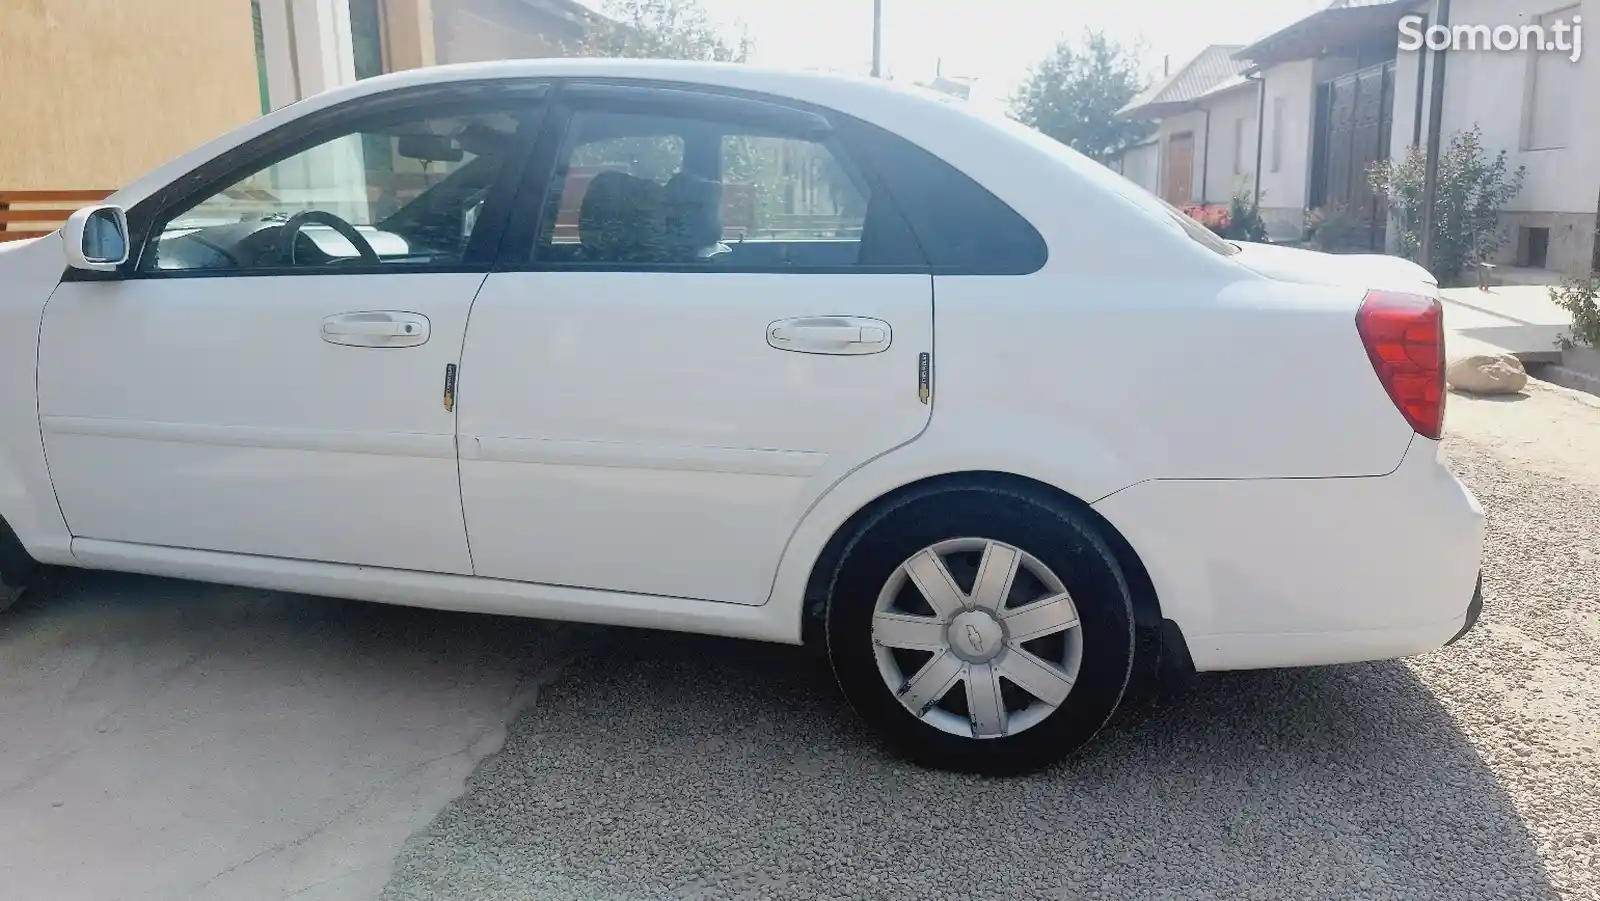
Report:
383,382,1600,901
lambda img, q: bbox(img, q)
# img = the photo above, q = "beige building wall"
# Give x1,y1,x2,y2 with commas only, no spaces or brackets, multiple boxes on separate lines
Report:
378,0,585,72
0,0,261,192
434,0,575,64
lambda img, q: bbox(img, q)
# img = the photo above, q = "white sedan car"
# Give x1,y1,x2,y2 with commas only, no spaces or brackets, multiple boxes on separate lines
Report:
0,59,1483,773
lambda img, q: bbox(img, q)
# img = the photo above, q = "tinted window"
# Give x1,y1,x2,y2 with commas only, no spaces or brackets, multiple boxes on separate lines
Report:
532,106,922,270
972,106,1240,258
569,132,685,185
839,118,1048,275
1149,193,1243,257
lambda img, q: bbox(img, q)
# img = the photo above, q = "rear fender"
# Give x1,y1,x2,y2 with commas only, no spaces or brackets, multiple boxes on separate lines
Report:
766,413,1141,639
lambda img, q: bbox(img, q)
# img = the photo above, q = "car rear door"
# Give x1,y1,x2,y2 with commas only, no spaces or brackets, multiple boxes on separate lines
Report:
37,84,546,574
456,82,934,605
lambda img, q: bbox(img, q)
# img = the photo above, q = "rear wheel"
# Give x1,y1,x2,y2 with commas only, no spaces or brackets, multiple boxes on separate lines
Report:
825,484,1135,775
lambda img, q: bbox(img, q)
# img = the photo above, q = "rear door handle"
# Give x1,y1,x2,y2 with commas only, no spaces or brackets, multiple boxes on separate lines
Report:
322,312,430,348
767,317,891,355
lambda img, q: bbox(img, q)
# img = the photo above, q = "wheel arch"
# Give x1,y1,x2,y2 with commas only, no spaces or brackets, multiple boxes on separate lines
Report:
0,511,40,590
795,470,1169,666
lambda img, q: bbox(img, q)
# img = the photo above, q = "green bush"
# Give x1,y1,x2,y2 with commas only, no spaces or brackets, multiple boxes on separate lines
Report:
1304,205,1371,253
1368,125,1526,283
1550,275,1600,349
1185,190,1269,242
1219,189,1268,242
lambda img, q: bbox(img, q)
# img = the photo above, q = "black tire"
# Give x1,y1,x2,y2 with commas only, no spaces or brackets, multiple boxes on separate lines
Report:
0,517,40,613
824,482,1135,775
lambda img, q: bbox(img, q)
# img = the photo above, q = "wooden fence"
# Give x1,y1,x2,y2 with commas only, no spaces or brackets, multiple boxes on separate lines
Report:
0,190,114,243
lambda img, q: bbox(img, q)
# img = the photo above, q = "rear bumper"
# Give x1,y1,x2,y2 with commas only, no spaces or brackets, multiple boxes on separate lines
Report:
1095,435,1486,672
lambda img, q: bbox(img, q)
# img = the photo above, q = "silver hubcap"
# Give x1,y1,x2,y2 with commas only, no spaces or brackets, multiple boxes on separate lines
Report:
871,538,1084,740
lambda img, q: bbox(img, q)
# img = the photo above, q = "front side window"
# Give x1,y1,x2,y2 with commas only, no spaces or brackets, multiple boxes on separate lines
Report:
534,106,898,270
142,108,525,273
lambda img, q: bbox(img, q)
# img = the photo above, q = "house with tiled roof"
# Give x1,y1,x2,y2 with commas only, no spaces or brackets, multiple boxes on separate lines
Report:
1115,0,1594,269
1386,0,1592,274
1115,45,1253,212
1115,2,1419,243
1228,0,1416,248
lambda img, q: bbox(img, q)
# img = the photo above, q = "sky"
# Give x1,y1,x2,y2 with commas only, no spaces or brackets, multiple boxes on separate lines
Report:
578,0,1336,108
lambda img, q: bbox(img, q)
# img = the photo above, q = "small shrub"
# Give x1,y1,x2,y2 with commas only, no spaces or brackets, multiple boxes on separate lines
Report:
1368,125,1526,283
1304,205,1371,253
1224,190,1268,243
1550,275,1600,349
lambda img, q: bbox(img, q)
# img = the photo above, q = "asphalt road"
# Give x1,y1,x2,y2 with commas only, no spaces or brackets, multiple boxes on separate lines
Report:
3,383,1597,901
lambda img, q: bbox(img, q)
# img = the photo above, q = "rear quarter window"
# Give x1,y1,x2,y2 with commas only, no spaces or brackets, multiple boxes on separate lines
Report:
838,118,1047,275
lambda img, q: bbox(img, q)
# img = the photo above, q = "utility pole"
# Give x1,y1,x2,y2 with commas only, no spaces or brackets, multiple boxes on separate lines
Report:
1420,0,1452,273
871,0,883,78
1591,184,1600,273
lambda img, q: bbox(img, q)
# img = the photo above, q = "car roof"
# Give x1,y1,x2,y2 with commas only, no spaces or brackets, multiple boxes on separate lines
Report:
314,58,925,110
108,58,1240,280
108,59,963,211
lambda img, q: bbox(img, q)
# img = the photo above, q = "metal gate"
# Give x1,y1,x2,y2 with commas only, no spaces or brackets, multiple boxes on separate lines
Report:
1310,60,1396,251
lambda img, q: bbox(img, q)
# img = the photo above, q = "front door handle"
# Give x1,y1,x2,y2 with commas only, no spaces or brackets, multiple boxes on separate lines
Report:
767,317,892,355
322,311,430,348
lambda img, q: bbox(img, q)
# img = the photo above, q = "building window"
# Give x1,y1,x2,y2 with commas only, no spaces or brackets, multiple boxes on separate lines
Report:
1270,96,1286,173
1524,5,1580,150
1233,116,1256,175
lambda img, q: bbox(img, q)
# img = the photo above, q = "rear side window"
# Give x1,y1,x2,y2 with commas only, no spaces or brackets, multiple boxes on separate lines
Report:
529,104,924,271
840,118,1047,275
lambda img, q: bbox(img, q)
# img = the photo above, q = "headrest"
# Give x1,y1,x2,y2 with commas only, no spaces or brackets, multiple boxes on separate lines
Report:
662,172,725,258
578,170,664,262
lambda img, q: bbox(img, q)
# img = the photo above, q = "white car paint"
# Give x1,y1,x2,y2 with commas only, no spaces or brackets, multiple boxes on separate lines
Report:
0,59,1483,675
1097,435,1484,670
40,272,480,574
0,237,76,567
458,272,931,604
1231,240,1441,295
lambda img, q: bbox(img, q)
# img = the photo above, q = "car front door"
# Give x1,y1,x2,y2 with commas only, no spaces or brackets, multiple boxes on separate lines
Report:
37,85,545,573
456,83,935,605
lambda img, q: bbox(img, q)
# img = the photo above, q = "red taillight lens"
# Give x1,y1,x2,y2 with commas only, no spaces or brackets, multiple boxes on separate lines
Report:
1355,290,1445,439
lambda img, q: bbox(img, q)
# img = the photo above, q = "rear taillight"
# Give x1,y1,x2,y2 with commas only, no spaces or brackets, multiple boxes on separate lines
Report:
1355,290,1445,440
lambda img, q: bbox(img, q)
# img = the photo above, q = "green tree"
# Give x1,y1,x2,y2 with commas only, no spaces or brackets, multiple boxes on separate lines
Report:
1369,126,1527,282
1010,31,1154,164
572,0,788,231
577,0,752,61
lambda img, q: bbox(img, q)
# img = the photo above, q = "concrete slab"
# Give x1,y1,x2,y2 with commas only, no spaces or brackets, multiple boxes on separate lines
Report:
1486,266,1566,287
1440,285,1570,364
0,571,570,901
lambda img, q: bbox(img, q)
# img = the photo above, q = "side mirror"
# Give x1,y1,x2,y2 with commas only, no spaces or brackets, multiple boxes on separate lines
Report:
62,205,130,272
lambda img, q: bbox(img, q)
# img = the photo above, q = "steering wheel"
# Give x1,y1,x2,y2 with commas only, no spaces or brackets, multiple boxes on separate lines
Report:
275,209,381,266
